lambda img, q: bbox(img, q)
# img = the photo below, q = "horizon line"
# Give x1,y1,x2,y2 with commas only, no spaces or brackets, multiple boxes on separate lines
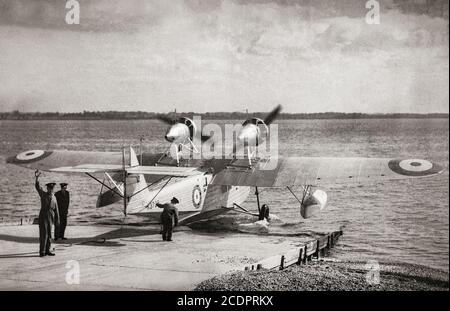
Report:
1,111,449,115
1,111,448,121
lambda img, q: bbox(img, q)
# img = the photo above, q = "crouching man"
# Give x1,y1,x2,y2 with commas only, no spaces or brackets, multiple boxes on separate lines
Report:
156,197,179,241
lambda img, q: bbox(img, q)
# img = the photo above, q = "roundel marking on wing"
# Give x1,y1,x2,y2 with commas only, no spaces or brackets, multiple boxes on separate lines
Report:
14,150,53,163
388,158,441,176
192,185,202,208
399,159,432,172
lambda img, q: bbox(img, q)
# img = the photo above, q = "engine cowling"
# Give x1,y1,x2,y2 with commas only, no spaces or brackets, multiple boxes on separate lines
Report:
164,117,197,143
237,117,268,146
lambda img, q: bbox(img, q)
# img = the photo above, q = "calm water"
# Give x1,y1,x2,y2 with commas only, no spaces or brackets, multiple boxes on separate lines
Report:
0,119,448,271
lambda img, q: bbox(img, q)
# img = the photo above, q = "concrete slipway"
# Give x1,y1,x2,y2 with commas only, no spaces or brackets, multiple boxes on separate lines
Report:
0,225,300,290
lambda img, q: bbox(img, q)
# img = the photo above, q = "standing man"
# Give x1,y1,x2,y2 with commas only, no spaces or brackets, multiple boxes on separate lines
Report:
34,170,59,257
156,197,179,242
55,183,70,240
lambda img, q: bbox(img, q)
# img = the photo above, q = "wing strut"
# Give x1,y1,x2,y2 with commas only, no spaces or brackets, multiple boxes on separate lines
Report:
129,175,166,199
221,203,259,217
146,176,173,208
287,185,314,216
287,186,303,205
132,176,173,214
255,186,261,216
122,147,127,216
85,173,124,198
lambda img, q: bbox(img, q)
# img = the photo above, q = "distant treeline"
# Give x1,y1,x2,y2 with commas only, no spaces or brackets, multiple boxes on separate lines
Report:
0,110,448,120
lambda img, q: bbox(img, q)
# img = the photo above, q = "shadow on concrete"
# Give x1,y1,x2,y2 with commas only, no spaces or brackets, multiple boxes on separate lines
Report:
0,251,40,259
0,227,161,248
119,239,165,243
0,235,38,243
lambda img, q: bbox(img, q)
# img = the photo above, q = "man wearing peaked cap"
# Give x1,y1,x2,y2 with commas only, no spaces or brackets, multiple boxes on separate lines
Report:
34,170,59,257
55,183,70,240
156,197,179,241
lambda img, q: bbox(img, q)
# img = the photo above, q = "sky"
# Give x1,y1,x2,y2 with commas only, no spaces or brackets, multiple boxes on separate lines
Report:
0,0,448,113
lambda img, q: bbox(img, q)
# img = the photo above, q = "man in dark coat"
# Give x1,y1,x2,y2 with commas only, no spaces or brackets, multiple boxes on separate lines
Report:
35,170,59,257
156,197,179,241
259,204,270,221
55,183,70,240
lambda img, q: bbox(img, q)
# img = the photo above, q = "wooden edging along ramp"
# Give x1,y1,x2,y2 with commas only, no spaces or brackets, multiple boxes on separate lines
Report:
0,217,37,227
243,230,343,271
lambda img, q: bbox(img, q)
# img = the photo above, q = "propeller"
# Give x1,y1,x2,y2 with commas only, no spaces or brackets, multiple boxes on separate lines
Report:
231,105,283,157
156,114,177,125
200,134,212,142
263,104,282,125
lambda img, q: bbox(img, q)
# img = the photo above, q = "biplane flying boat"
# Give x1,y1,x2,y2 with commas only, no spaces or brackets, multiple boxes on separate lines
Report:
6,106,444,225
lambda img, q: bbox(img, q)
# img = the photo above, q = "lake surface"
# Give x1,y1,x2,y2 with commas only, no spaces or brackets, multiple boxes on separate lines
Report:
0,118,448,271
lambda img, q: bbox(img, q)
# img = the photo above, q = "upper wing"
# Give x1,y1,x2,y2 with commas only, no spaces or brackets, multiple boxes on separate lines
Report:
6,149,204,177
211,157,444,187
6,150,123,171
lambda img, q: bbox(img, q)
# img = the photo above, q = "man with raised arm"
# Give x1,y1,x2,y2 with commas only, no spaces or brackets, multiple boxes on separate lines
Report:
35,170,60,257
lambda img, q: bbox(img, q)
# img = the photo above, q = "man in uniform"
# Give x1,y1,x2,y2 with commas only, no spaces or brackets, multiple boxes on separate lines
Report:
156,197,179,241
34,170,60,257
259,204,270,221
55,183,70,240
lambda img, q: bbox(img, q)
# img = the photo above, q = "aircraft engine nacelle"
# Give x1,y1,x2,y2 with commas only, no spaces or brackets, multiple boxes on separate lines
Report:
164,117,197,143
300,189,327,219
238,117,268,146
